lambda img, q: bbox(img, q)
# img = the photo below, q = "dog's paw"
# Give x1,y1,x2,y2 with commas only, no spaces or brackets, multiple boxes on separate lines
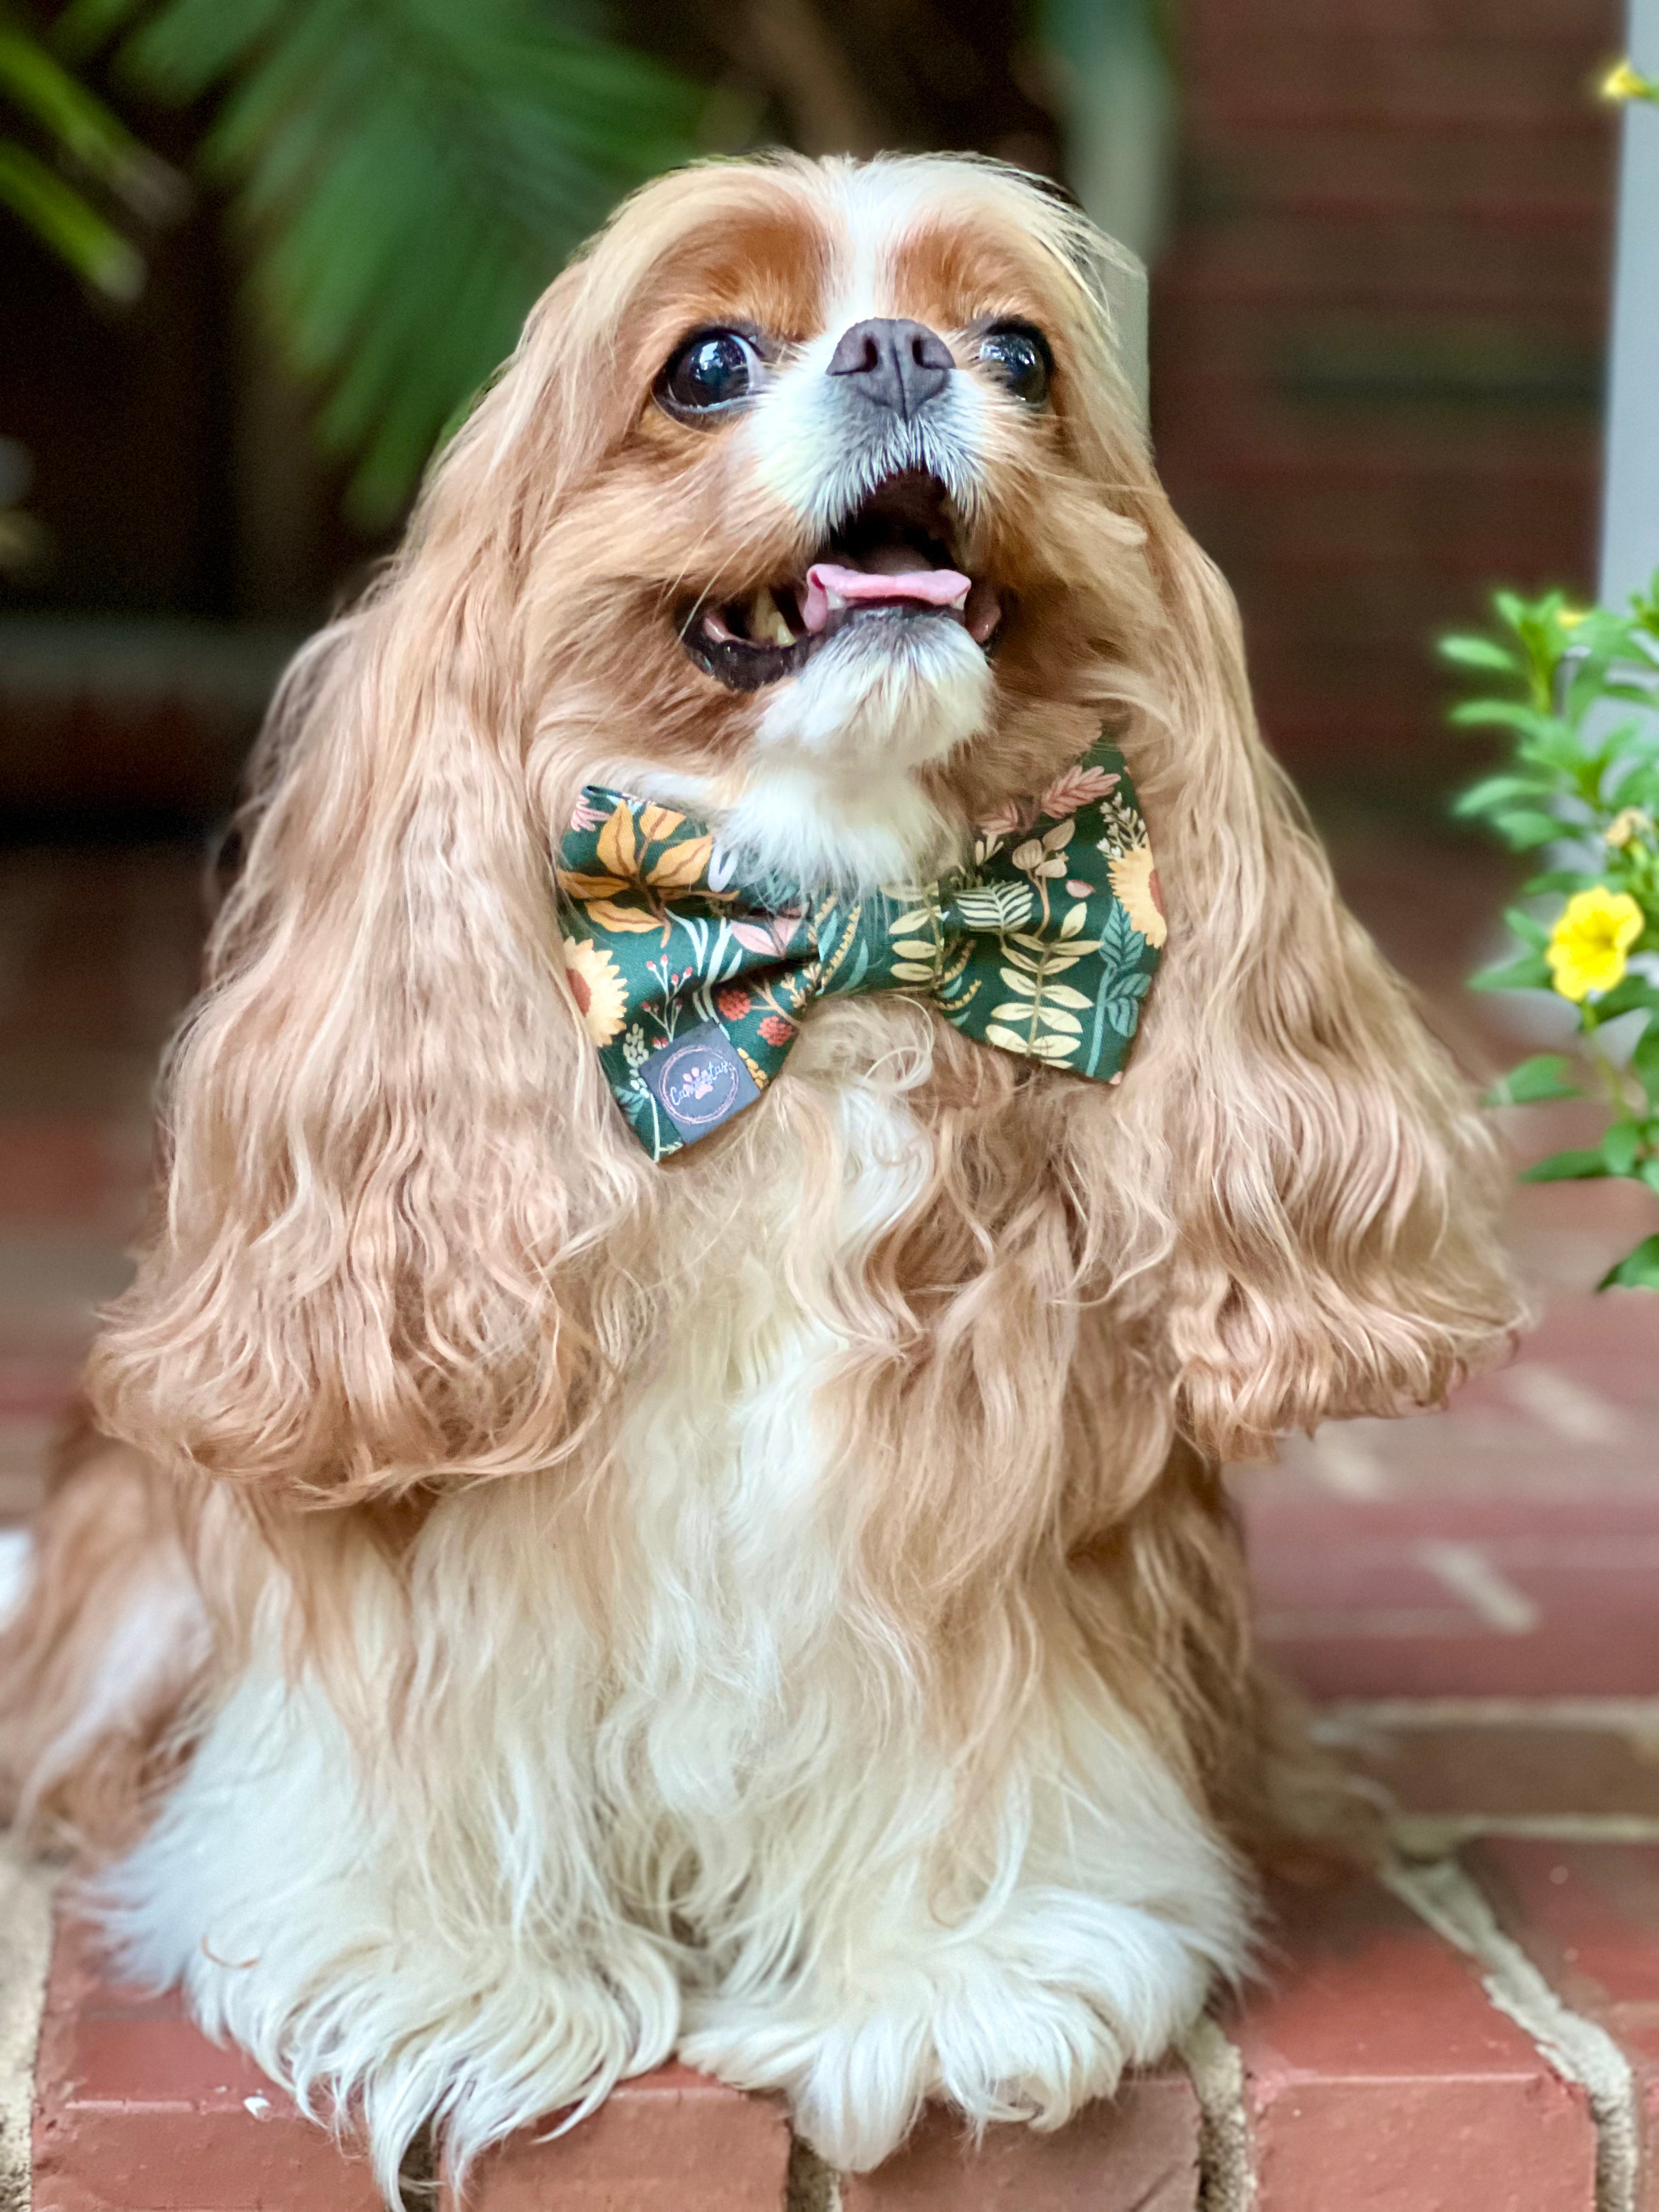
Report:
680,1895,1217,2171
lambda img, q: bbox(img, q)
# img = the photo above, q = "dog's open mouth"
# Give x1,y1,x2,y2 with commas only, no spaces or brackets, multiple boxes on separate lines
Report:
682,469,1003,692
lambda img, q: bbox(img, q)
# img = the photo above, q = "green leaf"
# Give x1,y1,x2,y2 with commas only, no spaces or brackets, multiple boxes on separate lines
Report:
53,0,150,62
1605,761,1659,810
1501,906,1551,948
1590,975,1659,1017
1440,635,1521,674
1482,1054,1581,1107
1490,808,1565,850
1602,1121,1644,1176
108,0,703,520
1450,701,1572,744
1470,951,1553,992
0,138,143,295
1451,770,1575,822
1451,774,1561,820
1522,868,1608,896
1633,1027,1659,1104
0,20,182,217
1519,1149,1609,1182
1599,1235,1659,1290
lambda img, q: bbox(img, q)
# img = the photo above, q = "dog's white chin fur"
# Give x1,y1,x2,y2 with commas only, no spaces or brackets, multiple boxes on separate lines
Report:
719,613,993,891
92,1069,1245,2199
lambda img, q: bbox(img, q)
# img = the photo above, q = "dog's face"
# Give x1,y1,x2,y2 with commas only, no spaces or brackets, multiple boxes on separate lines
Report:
512,158,1155,887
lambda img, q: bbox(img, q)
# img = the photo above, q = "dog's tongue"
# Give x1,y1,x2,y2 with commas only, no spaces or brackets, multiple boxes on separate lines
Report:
802,561,972,635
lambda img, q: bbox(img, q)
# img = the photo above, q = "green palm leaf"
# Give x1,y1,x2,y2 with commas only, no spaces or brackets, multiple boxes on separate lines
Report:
72,0,702,520
0,136,140,294
0,5,182,294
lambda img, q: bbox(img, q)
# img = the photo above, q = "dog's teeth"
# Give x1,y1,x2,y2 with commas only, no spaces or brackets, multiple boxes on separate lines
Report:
751,587,794,647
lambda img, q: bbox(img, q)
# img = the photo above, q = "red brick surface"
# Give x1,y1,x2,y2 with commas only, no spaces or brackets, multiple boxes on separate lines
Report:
31,1914,379,2212
838,2073,1199,2211
1339,1718,1659,1818
1233,1876,1597,2211
1250,1492,1659,1701
436,2064,790,2212
1474,1841,1659,2208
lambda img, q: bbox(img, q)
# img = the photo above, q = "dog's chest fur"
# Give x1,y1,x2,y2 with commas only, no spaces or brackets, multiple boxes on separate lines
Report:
593,1064,936,1809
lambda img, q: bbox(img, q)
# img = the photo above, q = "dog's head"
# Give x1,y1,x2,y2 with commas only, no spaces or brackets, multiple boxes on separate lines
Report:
94,155,1522,1511
461,154,1167,890
493,154,1167,889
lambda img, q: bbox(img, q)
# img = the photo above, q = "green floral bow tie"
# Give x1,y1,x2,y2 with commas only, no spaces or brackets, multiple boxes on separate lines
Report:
556,736,1165,1160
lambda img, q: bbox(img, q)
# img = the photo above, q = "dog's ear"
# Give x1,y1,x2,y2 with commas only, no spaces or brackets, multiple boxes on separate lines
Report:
1120,515,1523,1463
89,301,645,1505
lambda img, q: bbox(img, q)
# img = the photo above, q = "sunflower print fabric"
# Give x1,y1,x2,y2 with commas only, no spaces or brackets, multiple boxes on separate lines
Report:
556,736,1165,1160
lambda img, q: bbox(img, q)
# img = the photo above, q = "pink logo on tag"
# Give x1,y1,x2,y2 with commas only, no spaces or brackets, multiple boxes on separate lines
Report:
640,1019,762,1143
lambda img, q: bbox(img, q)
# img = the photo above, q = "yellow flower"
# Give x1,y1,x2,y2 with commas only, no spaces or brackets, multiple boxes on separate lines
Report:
1557,607,1588,629
1545,888,1645,1002
1601,58,1658,103
1107,841,1167,948
560,934,629,1045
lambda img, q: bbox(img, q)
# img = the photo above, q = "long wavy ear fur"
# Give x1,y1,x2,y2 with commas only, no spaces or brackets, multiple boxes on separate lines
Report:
1131,520,1523,1461
87,295,644,1505
1013,171,1521,1461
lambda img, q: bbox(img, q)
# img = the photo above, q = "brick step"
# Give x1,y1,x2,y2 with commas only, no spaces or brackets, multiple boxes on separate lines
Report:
14,1839,1659,2212
1251,1491,1659,1702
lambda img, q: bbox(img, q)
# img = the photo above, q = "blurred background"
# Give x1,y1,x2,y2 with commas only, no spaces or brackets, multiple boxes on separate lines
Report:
1,0,1622,826
7,0,1659,1728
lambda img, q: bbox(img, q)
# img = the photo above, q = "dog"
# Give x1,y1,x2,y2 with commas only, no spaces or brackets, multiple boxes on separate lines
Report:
0,153,1522,2197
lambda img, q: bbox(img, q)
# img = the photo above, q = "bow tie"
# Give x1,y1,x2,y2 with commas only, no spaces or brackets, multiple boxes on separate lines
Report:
556,736,1165,1161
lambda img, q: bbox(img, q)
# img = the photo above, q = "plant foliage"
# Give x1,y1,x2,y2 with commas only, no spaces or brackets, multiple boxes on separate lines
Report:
1445,577,1659,1289
0,3,180,296
58,0,702,521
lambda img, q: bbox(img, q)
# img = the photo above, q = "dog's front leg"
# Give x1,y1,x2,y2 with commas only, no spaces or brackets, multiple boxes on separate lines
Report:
677,1595,1248,2172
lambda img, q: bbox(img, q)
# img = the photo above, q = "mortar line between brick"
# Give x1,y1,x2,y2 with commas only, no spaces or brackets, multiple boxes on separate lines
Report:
1416,1540,1539,1634
1321,1697,1659,1730
786,2134,842,2212
0,1838,56,2212
1395,1813,1659,1853
1177,2015,1255,2212
1385,1853,1639,2212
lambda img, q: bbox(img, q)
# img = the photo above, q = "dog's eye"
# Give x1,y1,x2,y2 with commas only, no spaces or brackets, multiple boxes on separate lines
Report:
978,323,1052,406
659,329,763,417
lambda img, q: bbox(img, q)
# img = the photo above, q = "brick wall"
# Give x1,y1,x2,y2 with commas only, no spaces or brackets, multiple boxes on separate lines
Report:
1150,0,1622,792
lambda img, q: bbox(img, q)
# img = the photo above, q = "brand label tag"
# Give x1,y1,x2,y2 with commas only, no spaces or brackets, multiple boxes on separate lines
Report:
638,1018,761,1146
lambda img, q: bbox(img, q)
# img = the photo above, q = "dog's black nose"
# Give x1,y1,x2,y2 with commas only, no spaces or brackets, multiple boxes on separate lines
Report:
827,318,953,419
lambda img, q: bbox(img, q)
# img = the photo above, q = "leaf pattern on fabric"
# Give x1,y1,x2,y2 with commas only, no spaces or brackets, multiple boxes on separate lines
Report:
555,736,1163,1159
952,881,1037,932
729,912,809,958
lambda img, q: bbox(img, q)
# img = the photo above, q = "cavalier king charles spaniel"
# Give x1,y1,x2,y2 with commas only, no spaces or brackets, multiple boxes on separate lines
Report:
0,153,1521,2197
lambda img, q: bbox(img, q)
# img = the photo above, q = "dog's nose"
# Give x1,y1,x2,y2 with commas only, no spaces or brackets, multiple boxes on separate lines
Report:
827,318,953,419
